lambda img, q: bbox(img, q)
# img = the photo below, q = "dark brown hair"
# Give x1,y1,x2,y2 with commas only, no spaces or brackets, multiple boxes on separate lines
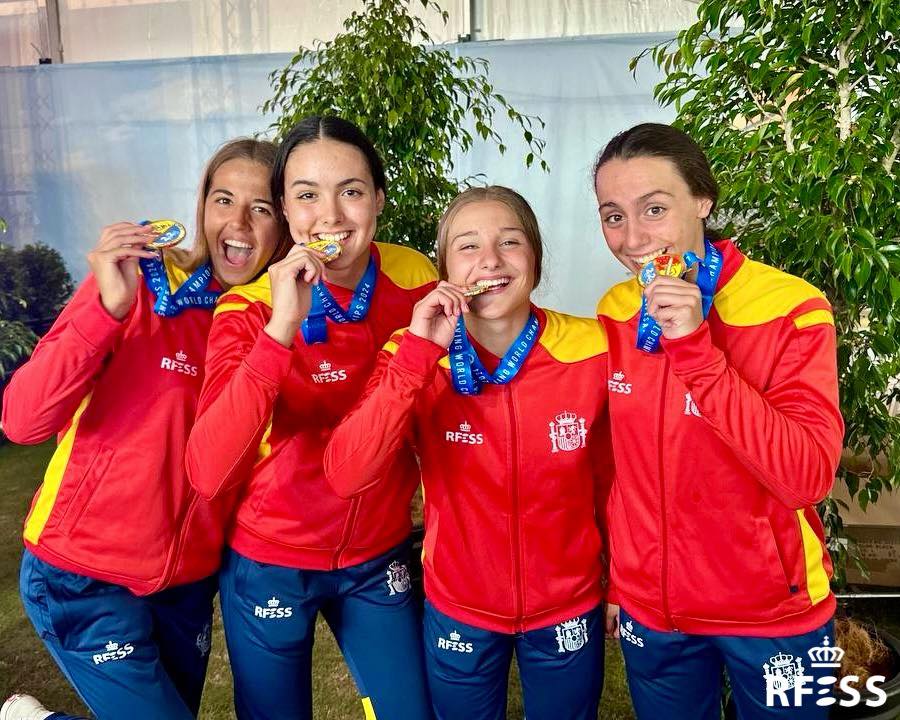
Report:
593,123,720,216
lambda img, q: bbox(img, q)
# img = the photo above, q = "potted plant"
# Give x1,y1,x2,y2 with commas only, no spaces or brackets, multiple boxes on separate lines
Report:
263,0,549,256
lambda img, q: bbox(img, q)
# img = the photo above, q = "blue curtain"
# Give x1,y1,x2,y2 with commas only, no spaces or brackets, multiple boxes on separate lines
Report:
0,34,673,315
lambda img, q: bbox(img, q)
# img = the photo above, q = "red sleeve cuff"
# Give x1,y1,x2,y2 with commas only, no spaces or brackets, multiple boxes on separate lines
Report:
70,291,128,348
391,331,446,379
660,322,724,375
243,330,294,385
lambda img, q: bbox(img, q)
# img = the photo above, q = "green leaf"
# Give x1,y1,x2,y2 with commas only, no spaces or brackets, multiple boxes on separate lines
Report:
260,0,548,255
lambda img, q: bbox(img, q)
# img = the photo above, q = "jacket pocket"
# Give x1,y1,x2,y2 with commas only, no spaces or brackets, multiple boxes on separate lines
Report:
53,445,116,535
755,516,793,598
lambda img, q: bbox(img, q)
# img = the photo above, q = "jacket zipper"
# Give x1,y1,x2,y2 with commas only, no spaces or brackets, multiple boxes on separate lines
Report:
657,360,677,631
332,315,374,569
506,385,525,632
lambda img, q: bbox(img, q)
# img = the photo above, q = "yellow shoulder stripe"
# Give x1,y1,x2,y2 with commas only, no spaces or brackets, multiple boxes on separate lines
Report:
595,279,641,322
538,309,608,362
383,327,408,356
24,394,93,544
375,242,438,290
793,309,834,330
214,274,272,316
714,260,828,327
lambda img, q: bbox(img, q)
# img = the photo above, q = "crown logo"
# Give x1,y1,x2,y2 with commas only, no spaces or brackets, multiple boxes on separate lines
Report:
319,360,332,372
267,597,280,608
105,641,119,651
449,630,461,641
767,652,798,671
555,411,577,425
175,350,187,362
808,636,844,667
459,421,471,432
613,370,625,381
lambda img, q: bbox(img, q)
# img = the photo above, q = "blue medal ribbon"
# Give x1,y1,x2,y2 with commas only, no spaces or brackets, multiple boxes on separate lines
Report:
449,312,540,395
301,255,377,345
636,238,723,353
138,257,220,317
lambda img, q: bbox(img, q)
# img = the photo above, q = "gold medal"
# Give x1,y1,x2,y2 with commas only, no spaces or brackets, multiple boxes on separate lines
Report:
143,219,185,250
638,253,687,287
463,279,509,297
306,238,343,263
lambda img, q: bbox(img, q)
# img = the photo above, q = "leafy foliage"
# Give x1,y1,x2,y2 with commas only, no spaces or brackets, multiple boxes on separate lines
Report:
263,0,548,256
0,242,73,342
638,0,900,584
0,320,38,383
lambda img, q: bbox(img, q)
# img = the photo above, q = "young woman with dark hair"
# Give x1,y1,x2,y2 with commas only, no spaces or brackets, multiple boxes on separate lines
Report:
186,116,436,720
593,122,843,719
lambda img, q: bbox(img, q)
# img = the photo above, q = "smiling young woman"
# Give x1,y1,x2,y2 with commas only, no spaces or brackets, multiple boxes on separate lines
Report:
185,116,437,720
325,186,614,720
593,123,844,720
1,138,287,720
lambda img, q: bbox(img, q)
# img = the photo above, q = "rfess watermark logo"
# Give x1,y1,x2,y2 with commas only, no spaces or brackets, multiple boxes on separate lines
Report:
764,636,887,708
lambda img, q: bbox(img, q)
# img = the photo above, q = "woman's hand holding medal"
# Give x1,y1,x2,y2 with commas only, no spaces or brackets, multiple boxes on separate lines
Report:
88,222,161,320
409,281,470,349
265,243,328,347
642,275,704,341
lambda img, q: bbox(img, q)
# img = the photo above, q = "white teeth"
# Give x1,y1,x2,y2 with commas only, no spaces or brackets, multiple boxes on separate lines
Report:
316,231,350,242
635,249,667,265
223,239,253,249
475,278,510,288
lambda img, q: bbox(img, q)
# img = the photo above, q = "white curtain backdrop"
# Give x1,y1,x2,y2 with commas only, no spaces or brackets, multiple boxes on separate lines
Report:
0,0,697,66
0,33,674,317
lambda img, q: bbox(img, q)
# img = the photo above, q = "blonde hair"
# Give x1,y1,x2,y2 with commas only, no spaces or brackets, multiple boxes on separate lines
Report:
167,137,290,273
435,186,543,288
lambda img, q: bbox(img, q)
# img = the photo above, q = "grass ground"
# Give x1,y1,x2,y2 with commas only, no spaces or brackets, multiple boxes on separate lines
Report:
0,440,636,719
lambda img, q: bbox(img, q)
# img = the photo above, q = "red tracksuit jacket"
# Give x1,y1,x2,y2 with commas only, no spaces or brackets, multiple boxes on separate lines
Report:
596,239,843,636
1,259,229,595
325,308,611,634
186,242,437,570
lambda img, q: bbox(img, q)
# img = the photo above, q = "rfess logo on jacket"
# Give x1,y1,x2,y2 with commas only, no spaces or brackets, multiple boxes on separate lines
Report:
311,359,348,384
608,370,632,395
160,349,198,376
445,420,484,445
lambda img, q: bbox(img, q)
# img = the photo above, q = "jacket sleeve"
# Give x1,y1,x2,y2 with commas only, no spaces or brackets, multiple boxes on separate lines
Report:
185,304,293,500
1,275,127,444
661,309,844,509
324,330,444,499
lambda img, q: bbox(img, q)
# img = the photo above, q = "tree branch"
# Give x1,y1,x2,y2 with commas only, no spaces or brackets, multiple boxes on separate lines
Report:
883,120,900,174
802,55,838,77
